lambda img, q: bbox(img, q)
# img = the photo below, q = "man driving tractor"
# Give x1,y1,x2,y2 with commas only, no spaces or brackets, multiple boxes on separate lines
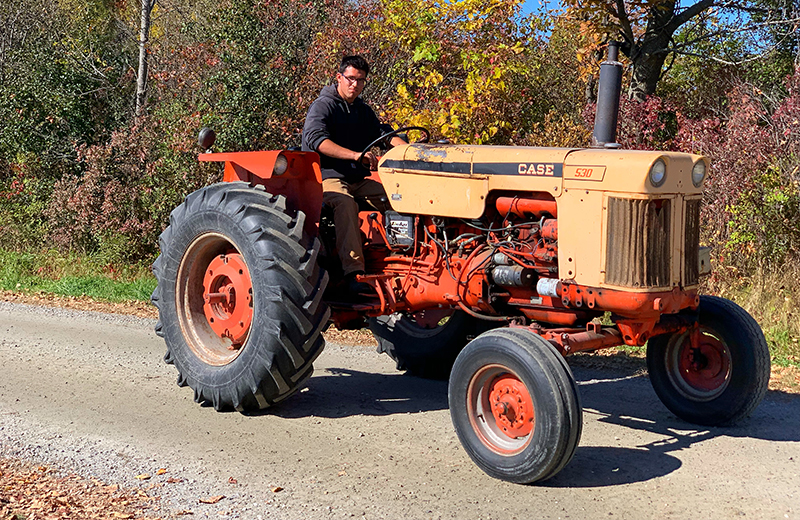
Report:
301,55,406,296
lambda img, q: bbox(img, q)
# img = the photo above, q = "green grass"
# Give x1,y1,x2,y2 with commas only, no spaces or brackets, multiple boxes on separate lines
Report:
0,249,156,303
705,264,800,369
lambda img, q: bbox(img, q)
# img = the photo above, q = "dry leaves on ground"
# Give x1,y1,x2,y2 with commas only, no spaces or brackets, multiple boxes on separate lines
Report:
0,458,161,520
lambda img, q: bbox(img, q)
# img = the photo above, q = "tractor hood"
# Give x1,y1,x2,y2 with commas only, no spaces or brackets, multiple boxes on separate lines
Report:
377,144,576,218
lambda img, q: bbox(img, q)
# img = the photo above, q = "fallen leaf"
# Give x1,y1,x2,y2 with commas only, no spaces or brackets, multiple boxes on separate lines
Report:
271,486,283,493
167,477,183,484
111,513,134,519
228,477,237,484
156,468,167,475
134,474,151,481
337,471,347,476
199,495,225,504
176,510,194,516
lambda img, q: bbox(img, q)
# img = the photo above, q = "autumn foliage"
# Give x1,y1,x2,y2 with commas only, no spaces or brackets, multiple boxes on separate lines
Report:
0,0,798,278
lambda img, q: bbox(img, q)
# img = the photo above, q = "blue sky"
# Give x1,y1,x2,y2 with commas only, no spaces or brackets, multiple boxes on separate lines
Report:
520,0,559,16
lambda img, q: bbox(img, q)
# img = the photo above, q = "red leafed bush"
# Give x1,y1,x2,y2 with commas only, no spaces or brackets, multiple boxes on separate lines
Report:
676,84,774,253
47,123,159,260
45,115,210,263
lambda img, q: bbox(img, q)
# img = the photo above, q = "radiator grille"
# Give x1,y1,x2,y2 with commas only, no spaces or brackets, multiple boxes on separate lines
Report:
684,199,702,286
605,197,671,288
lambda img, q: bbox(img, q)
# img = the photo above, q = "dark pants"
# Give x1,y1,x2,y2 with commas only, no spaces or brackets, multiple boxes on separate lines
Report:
322,177,390,276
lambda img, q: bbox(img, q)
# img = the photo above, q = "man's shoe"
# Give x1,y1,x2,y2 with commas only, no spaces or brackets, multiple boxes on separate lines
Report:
345,272,373,295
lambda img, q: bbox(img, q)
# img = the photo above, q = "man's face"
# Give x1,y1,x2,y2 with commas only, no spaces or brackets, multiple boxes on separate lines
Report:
336,66,367,103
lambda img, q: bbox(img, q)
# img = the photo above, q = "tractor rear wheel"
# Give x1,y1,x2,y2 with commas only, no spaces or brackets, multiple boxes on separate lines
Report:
369,309,491,379
151,182,329,411
646,295,769,425
448,327,582,484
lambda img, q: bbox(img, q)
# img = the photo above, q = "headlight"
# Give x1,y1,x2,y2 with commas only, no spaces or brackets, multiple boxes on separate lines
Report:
649,159,667,187
691,160,706,187
273,154,288,175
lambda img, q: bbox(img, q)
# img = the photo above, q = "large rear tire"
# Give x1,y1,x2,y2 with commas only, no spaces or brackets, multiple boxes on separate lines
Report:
369,309,493,379
646,295,770,425
151,182,330,411
448,328,582,483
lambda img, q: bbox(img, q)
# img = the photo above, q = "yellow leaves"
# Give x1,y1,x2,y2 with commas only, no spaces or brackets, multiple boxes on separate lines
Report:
396,83,410,101
424,71,444,88
376,0,541,146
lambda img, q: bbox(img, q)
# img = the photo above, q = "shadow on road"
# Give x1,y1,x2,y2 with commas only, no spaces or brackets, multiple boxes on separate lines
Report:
267,367,449,418
545,445,683,487
261,361,799,487
542,364,800,487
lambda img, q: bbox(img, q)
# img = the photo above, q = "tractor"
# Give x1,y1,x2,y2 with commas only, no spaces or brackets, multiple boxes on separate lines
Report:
151,44,770,484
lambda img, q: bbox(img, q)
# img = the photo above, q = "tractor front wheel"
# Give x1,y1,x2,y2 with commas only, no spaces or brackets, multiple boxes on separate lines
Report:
151,182,329,411
448,328,582,483
646,295,770,425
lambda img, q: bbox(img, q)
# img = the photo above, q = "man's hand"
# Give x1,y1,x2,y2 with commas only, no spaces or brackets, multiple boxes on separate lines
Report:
317,139,378,170
359,151,378,170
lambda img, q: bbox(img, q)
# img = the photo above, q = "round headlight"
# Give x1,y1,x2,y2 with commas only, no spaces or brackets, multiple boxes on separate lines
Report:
649,159,667,187
691,160,706,187
273,154,288,176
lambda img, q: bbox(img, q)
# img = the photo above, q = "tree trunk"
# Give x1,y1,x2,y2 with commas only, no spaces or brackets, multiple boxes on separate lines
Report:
135,0,155,118
627,38,670,101
624,0,675,102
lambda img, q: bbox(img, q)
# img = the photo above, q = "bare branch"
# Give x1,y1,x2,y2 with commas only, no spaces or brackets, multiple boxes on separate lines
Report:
672,16,800,50
669,0,716,32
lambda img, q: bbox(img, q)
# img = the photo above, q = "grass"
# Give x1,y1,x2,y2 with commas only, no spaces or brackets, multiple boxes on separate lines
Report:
0,249,156,303
706,263,800,369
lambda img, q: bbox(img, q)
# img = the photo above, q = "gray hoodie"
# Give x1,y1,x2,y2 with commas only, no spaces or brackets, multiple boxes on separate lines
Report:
301,84,382,182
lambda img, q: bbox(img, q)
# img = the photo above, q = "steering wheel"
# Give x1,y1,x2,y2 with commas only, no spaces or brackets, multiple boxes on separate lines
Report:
357,126,431,169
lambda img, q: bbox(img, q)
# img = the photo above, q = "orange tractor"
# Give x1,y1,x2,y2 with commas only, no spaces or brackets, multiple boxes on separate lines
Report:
151,44,769,483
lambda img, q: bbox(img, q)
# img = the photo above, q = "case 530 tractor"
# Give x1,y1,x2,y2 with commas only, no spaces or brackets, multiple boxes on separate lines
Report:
151,44,770,484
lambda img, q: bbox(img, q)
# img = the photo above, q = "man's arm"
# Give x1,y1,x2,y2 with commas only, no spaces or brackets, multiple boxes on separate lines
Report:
302,99,332,152
317,139,378,170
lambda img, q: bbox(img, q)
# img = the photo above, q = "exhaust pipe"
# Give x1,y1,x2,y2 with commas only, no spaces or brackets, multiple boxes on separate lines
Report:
591,42,623,149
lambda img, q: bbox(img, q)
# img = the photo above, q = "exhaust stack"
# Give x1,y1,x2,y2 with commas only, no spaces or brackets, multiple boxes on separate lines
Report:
591,42,623,148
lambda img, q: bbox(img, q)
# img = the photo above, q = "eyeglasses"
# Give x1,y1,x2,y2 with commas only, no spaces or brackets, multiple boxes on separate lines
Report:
341,74,367,85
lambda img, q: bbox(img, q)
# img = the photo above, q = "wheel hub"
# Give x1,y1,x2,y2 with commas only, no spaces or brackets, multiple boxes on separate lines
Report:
679,335,730,393
489,375,534,438
202,253,253,347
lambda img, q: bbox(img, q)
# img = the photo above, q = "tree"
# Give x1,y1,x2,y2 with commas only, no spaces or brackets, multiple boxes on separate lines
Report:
565,0,800,100
136,0,156,117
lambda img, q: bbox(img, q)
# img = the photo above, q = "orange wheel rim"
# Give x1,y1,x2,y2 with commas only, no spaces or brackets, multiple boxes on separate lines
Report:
176,233,254,366
466,364,535,455
202,253,253,347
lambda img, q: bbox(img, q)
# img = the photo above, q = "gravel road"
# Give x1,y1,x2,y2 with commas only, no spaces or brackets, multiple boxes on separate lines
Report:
0,301,798,520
